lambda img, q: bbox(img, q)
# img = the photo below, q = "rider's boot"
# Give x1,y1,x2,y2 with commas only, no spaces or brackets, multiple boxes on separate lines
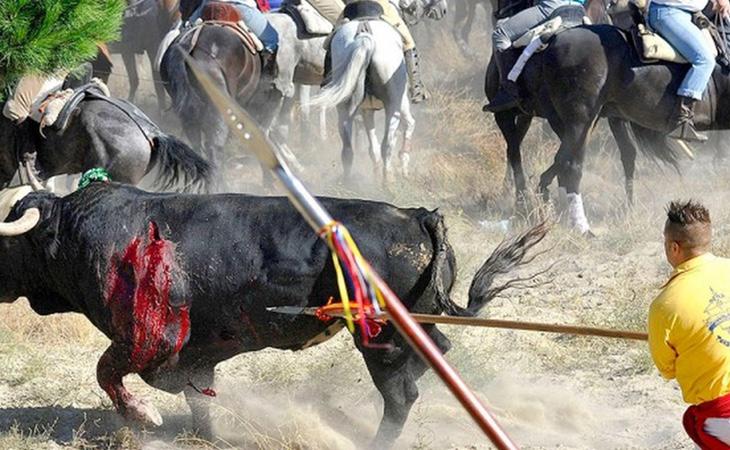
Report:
485,49,521,113
668,96,707,142
261,48,278,78
405,48,429,103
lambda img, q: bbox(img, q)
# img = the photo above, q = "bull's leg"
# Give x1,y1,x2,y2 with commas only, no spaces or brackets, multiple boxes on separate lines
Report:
358,325,451,448
97,344,163,427
121,51,140,104
184,366,216,438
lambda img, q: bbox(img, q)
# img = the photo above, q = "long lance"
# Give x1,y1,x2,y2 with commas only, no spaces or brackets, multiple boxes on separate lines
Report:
267,306,649,341
184,55,519,449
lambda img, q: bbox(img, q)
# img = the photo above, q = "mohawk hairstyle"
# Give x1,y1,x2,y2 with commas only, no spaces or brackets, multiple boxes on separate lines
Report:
665,200,712,250
666,200,711,226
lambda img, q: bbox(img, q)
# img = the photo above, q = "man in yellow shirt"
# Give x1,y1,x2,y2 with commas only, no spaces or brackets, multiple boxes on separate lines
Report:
649,200,730,449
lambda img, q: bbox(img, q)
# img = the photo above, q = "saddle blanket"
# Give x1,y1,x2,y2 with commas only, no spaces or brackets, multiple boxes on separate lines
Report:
297,0,334,34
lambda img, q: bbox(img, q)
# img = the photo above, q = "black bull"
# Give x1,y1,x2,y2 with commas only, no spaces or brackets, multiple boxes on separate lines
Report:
0,183,547,446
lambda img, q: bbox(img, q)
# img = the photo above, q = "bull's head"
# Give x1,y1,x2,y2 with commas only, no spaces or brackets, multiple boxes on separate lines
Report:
0,186,41,237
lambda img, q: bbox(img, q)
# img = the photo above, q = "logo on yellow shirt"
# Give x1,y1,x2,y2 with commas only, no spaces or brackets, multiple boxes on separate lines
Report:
705,288,730,348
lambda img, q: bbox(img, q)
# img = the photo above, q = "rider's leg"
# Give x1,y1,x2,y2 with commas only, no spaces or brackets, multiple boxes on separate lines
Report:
487,0,566,113
307,0,346,24
378,0,428,103
647,3,713,142
238,4,280,75
2,75,65,123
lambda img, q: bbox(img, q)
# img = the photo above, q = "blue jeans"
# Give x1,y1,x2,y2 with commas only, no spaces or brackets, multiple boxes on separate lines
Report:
648,3,715,100
191,0,279,52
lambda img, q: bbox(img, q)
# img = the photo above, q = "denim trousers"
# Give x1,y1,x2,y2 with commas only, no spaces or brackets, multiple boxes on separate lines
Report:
648,3,715,99
492,0,579,51
191,0,279,52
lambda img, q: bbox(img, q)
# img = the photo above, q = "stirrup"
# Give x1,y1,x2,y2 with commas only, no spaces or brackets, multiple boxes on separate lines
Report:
668,122,707,143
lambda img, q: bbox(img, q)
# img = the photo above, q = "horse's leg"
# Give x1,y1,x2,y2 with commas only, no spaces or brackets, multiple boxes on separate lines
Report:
495,111,531,209
337,105,356,179
358,325,452,448
146,47,167,113
398,97,416,178
361,108,381,170
122,51,140,104
554,115,600,234
607,118,637,207
381,106,402,185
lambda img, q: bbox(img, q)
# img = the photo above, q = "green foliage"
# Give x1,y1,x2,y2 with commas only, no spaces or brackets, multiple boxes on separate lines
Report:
0,0,124,96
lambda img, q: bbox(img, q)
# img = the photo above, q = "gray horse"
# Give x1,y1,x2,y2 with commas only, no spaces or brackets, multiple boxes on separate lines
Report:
0,98,210,191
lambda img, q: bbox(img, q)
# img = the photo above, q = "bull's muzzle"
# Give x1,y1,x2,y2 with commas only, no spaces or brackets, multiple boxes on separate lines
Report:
0,208,41,236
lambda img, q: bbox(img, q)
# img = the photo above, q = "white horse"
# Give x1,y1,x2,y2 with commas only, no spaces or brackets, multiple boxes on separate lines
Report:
310,19,414,182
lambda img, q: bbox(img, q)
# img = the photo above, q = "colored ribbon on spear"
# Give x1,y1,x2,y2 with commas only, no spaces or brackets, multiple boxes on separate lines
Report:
184,53,519,450
321,221,389,346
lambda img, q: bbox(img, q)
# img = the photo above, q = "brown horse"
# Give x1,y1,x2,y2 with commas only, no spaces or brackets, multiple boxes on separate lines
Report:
160,2,262,176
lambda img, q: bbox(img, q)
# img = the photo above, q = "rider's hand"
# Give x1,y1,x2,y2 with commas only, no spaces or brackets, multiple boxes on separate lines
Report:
714,0,730,19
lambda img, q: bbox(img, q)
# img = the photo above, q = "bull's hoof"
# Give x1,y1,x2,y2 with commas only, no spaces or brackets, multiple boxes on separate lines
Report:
124,398,163,427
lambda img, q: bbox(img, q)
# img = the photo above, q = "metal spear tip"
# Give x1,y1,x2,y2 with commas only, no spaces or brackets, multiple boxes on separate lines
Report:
181,52,282,171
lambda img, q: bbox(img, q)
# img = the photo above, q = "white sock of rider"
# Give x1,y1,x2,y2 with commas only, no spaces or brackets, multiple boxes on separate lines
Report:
566,192,590,234
508,37,543,83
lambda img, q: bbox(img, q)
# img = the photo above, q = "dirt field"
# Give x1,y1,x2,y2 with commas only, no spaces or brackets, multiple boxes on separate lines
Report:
2,8,729,449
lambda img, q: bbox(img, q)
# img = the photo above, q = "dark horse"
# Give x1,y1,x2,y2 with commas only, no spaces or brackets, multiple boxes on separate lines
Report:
161,1,261,171
103,0,178,112
484,0,684,232
0,98,210,191
490,10,729,232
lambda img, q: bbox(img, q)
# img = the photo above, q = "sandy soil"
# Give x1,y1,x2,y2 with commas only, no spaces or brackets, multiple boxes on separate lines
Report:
1,8,728,449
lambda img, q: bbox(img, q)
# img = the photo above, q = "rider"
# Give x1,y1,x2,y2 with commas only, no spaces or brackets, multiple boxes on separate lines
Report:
189,0,280,73
2,73,67,124
647,0,730,142
485,0,584,113
322,0,430,103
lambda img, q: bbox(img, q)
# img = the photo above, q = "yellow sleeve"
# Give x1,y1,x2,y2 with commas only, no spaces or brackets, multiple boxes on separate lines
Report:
648,300,677,380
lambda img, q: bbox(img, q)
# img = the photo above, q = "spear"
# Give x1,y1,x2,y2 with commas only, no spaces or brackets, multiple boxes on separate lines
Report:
184,54,519,449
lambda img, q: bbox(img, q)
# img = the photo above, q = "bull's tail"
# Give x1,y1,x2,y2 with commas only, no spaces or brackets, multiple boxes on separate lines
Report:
150,134,212,192
422,213,549,317
310,31,375,113
454,222,550,317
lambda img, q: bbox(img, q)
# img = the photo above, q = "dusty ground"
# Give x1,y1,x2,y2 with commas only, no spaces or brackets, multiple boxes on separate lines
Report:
2,9,729,449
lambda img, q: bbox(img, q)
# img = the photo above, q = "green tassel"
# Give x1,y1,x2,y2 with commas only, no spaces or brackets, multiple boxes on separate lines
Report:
77,167,111,190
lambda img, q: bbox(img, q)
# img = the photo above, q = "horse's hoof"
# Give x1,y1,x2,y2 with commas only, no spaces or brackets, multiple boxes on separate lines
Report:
124,398,163,427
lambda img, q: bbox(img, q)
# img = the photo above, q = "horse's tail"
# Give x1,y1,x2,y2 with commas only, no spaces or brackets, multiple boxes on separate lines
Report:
629,122,683,171
150,134,212,192
310,31,375,111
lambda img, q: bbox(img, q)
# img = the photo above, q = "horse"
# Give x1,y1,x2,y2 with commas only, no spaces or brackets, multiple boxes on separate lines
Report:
310,0,447,182
100,0,177,113
160,4,262,174
488,7,730,233
482,0,683,231
453,0,495,56
0,97,211,192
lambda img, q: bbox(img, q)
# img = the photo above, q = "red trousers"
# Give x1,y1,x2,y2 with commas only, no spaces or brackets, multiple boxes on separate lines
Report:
684,393,730,449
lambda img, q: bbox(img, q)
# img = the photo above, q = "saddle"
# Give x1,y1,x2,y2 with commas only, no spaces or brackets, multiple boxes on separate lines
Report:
29,80,112,134
279,0,334,37
343,0,385,21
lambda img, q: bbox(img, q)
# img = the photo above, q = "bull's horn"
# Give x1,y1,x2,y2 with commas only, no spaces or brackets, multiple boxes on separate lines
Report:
0,208,41,236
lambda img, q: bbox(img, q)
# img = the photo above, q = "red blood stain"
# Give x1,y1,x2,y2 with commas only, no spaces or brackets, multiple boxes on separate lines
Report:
105,222,190,372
